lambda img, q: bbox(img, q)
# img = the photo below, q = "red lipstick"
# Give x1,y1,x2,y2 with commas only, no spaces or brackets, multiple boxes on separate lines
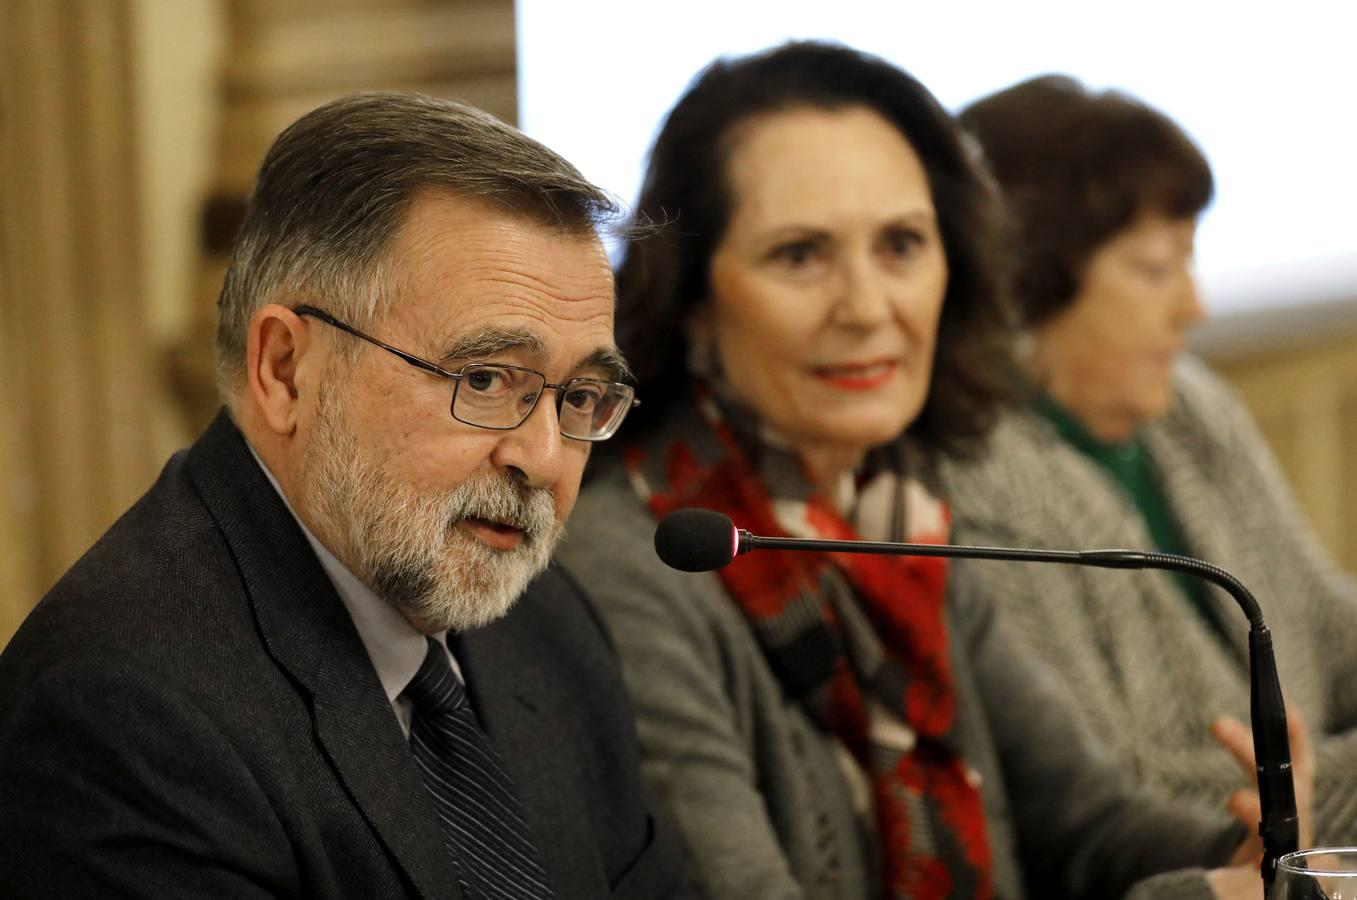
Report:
810,359,899,391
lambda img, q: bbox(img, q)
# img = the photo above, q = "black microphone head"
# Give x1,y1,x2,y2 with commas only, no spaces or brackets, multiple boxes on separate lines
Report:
654,508,739,572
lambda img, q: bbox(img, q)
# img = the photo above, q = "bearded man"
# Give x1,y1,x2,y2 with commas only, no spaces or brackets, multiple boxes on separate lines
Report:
0,93,686,900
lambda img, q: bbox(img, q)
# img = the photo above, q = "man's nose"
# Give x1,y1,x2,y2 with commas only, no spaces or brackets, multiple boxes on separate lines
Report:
489,393,565,490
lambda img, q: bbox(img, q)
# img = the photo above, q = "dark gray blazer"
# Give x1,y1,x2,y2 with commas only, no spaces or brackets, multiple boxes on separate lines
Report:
0,411,686,899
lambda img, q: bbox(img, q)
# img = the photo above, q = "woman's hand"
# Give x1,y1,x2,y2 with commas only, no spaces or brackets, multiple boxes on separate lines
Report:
1211,704,1315,860
1204,862,1264,898
1203,704,1315,898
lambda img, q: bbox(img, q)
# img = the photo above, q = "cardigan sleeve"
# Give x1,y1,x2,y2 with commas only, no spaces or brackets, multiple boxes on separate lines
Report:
950,569,1243,899
1181,362,1357,844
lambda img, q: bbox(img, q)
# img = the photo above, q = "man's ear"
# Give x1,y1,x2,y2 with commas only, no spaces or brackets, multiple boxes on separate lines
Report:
247,304,315,436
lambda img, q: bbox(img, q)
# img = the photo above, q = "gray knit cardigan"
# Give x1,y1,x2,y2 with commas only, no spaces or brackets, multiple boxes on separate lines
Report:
558,455,1242,900
942,357,1357,848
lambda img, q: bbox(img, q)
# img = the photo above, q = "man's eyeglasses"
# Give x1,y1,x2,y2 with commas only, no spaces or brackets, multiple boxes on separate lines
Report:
294,305,638,442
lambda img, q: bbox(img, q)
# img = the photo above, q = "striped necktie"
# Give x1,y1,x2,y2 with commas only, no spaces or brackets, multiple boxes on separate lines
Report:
403,637,553,899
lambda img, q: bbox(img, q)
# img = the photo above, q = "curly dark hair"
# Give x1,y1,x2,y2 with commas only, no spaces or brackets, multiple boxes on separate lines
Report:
615,41,1014,458
961,75,1214,329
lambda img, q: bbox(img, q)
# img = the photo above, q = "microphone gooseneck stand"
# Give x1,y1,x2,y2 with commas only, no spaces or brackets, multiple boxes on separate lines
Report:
727,530,1301,893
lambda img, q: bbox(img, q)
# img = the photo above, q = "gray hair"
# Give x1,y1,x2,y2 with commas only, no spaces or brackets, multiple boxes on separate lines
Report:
215,91,619,404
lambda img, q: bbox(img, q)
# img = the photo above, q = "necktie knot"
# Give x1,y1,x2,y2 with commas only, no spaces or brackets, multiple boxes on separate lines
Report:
402,636,468,717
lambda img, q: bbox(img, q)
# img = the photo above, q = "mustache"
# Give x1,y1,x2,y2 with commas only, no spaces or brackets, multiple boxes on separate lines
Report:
442,474,557,543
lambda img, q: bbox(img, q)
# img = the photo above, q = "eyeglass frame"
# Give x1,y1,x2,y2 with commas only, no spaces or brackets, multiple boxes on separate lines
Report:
292,304,639,442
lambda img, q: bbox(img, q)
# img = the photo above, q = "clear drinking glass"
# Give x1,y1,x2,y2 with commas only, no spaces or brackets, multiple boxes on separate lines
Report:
1270,848,1357,899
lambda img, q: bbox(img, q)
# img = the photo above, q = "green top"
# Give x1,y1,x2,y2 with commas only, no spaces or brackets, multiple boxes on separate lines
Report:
1033,394,1227,639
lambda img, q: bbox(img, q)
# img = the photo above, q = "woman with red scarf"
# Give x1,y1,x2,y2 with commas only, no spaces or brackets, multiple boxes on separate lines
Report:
556,42,1305,900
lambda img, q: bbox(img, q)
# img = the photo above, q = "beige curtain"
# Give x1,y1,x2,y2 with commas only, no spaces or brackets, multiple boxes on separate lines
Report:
0,0,162,645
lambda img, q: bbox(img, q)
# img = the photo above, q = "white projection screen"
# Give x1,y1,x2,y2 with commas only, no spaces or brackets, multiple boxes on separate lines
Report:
517,0,1357,322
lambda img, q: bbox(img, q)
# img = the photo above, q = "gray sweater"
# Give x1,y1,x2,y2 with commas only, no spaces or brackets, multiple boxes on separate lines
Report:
942,358,1357,848
558,460,1242,900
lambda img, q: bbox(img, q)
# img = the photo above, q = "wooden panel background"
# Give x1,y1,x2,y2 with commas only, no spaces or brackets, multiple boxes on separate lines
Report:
1207,328,1357,571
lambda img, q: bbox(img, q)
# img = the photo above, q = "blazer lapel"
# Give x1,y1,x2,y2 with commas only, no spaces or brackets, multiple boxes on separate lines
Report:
187,411,461,899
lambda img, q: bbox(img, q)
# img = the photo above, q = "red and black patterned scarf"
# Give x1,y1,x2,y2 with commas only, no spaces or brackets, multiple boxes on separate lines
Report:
625,388,992,900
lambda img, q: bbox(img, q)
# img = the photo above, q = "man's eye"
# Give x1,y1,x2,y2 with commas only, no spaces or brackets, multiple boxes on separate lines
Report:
465,369,509,393
563,385,603,411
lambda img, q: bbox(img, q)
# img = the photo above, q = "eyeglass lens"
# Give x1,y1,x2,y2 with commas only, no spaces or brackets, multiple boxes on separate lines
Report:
451,365,632,440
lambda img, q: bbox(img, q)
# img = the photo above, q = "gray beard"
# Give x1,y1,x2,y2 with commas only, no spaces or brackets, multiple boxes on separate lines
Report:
305,384,562,632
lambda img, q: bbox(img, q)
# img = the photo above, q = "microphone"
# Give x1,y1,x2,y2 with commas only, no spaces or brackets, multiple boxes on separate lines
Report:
653,506,1300,890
